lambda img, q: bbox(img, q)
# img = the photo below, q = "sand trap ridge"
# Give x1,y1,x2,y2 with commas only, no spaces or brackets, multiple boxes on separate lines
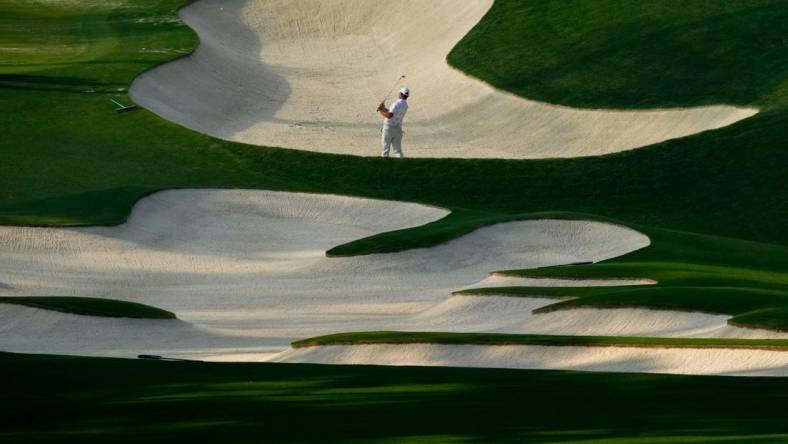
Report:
130,0,757,159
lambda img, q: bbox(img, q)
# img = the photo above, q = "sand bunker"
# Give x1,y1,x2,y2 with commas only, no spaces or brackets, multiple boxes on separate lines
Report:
0,189,648,357
273,344,788,377
0,303,273,359
129,0,757,159
1,189,785,373
424,296,788,339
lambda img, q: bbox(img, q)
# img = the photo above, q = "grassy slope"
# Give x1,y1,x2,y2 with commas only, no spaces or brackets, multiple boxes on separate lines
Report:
3,352,788,444
0,0,785,245
1,0,786,326
1,2,788,441
443,0,787,329
448,0,788,108
459,227,788,330
0,297,175,319
292,331,788,351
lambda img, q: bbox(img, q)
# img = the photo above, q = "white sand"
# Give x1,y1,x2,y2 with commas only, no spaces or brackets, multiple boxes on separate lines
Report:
432,296,788,339
129,0,757,159
5,0,776,376
1,189,784,374
272,344,788,377
0,188,655,360
0,303,285,360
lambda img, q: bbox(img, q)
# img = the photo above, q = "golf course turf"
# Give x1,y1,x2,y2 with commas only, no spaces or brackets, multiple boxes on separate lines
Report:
0,297,175,319
292,331,788,351
456,227,788,330
2,0,788,440
0,0,785,243
3,352,788,443
449,0,788,108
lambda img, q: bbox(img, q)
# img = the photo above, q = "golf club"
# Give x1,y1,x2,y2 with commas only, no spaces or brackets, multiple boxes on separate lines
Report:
377,75,405,111
111,98,137,113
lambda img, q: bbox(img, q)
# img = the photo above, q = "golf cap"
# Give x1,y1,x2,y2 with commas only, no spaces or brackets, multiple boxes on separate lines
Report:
400,87,410,96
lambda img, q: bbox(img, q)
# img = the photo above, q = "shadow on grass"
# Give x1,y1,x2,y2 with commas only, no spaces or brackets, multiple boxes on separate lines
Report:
2,354,788,443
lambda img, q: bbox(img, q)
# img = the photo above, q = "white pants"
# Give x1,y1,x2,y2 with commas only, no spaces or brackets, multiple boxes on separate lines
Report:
381,126,404,158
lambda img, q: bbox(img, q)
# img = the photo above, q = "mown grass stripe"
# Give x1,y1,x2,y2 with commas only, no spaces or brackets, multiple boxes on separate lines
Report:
292,332,788,351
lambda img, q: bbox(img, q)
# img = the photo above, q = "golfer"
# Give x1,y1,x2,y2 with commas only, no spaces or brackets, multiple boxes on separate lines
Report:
378,87,409,158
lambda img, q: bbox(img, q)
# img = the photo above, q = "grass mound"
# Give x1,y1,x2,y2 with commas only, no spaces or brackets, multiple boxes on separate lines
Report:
449,0,788,108
458,227,788,330
293,331,788,351
0,297,175,319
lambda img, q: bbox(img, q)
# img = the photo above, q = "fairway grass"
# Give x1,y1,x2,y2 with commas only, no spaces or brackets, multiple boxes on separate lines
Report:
2,352,788,443
0,0,785,336
2,0,788,440
449,0,788,108
0,0,785,244
0,0,786,336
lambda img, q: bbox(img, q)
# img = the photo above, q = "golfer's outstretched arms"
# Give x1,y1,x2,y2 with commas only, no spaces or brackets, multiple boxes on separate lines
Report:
378,102,394,118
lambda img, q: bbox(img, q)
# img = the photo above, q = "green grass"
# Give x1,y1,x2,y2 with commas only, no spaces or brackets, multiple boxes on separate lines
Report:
2,1,788,440
2,352,788,443
0,1,784,335
461,285,788,331
458,226,788,330
449,0,788,108
2,0,786,331
0,0,786,246
292,331,788,351
0,296,175,319
0,0,784,329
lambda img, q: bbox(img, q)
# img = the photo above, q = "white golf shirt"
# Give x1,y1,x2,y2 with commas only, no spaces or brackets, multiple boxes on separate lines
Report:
384,99,408,129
